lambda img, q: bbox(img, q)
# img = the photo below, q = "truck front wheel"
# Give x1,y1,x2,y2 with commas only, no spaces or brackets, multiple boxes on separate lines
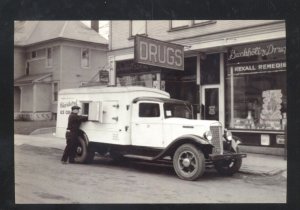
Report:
74,136,95,164
214,157,242,176
173,144,205,181
214,146,242,176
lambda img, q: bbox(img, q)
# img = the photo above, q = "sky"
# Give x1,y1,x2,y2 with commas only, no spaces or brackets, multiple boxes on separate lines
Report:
81,21,109,40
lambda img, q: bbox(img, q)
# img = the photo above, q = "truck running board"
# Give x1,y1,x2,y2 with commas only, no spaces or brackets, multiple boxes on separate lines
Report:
123,154,155,161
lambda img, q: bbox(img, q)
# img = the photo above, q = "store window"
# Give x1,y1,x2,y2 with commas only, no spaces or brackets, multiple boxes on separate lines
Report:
200,53,220,85
81,48,90,68
226,71,286,131
130,20,146,37
46,47,53,67
225,40,287,131
117,73,156,87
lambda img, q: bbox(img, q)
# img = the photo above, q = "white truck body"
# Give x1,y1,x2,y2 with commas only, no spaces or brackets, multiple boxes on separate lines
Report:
56,86,169,145
56,86,246,181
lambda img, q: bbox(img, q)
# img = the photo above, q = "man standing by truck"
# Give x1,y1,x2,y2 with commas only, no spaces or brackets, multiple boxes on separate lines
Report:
61,105,88,164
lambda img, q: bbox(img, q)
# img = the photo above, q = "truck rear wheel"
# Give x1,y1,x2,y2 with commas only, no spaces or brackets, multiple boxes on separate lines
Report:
75,136,94,163
173,144,205,181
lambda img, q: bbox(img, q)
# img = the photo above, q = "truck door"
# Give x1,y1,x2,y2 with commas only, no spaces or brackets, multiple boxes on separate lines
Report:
131,102,163,148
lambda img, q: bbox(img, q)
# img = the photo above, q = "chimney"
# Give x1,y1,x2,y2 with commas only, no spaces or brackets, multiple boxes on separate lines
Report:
91,21,99,33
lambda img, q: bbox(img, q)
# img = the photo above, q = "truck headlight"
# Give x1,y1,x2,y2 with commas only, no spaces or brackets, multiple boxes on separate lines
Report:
204,130,212,142
225,130,233,141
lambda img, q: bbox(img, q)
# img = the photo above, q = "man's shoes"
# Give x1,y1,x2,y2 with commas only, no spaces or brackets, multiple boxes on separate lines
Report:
69,160,76,164
61,161,67,164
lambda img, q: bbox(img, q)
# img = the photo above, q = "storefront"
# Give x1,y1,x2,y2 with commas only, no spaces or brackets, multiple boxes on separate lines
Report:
115,35,200,118
115,57,199,118
225,39,287,147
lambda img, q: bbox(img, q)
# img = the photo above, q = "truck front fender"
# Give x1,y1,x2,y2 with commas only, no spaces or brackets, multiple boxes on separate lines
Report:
154,134,213,160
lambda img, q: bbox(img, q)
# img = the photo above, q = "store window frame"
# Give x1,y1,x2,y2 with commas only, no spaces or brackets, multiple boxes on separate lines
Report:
129,20,147,39
81,48,90,68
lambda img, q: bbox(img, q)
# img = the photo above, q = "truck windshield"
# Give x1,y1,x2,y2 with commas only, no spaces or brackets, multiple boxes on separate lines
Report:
164,103,193,119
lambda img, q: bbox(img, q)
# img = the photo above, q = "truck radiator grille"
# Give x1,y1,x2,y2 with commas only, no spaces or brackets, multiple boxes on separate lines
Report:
210,125,223,154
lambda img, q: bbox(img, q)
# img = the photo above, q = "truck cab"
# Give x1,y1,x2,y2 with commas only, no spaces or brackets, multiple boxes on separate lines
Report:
56,86,246,181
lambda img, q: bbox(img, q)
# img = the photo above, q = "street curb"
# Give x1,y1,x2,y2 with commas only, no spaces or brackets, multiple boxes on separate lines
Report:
30,127,56,135
239,168,286,176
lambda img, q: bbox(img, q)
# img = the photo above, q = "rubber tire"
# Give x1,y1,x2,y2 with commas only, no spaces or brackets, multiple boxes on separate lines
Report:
74,136,94,164
173,144,205,181
214,146,242,176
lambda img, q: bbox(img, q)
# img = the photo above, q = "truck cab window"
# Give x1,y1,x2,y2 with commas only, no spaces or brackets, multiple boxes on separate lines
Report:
164,103,193,119
139,103,160,117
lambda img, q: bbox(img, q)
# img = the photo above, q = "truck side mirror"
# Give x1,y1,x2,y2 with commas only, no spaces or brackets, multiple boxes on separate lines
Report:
88,101,103,122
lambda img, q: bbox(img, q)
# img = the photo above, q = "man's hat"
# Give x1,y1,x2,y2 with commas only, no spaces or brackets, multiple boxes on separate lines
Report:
71,105,81,110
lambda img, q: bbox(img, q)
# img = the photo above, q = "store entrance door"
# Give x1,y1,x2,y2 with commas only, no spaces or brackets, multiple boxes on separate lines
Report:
201,85,220,121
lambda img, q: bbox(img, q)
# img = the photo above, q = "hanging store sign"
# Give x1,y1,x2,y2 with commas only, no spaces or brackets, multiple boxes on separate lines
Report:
228,61,286,75
134,35,184,70
227,39,286,64
99,70,109,83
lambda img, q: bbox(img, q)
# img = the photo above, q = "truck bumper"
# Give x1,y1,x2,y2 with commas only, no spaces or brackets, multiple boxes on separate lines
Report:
209,153,247,161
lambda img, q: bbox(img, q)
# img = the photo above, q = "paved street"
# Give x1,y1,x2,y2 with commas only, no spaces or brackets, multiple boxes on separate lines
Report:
14,135,286,204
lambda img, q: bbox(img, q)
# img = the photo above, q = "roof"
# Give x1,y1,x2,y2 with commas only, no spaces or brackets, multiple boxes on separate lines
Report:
59,86,170,97
132,97,188,104
14,21,108,46
14,73,52,86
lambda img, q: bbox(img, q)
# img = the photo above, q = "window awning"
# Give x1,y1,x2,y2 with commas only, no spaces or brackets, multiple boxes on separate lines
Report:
14,73,52,86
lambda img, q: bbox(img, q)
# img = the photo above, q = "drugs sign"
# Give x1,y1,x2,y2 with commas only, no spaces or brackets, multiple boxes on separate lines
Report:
134,35,184,70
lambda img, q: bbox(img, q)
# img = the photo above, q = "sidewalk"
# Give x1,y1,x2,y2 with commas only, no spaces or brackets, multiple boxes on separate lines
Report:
14,133,287,177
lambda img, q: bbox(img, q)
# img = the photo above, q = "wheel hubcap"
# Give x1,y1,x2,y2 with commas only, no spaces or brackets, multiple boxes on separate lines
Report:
77,147,82,154
182,158,191,167
178,151,197,174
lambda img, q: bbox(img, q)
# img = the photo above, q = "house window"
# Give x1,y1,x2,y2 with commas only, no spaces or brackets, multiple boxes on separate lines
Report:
139,103,160,118
52,82,59,102
171,20,191,29
31,51,37,59
46,48,53,67
25,62,29,75
130,20,146,37
81,48,90,68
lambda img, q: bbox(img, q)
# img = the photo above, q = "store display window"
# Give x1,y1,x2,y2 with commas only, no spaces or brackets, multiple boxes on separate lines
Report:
225,71,287,131
117,73,157,88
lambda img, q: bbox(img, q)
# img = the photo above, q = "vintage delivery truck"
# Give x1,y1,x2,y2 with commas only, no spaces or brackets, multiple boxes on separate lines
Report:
56,86,246,181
